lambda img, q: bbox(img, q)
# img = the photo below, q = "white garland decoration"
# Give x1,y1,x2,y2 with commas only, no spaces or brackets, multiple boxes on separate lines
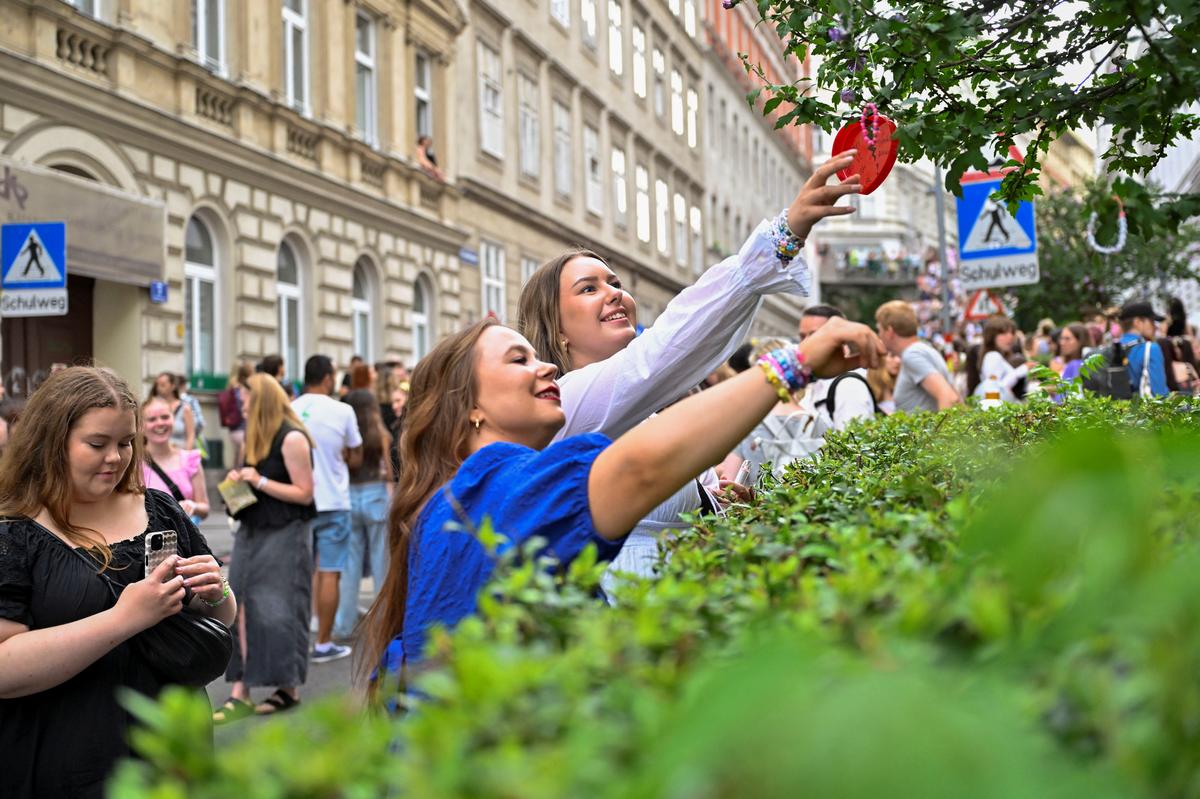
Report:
1086,200,1127,254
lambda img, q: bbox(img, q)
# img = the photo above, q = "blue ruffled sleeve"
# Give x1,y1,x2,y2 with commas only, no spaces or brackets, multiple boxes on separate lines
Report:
441,432,622,562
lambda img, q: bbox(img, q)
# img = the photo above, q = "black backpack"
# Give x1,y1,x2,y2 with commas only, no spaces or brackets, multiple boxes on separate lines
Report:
814,371,881,418
1081,342,1133,399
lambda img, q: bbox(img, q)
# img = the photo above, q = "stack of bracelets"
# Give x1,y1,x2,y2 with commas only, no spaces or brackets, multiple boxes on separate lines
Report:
757,346,813,403
770,209,805,266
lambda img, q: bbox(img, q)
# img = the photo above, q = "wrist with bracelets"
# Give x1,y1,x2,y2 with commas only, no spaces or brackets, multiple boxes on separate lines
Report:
201,577,231,608
770,209,805,265
756,346,812,403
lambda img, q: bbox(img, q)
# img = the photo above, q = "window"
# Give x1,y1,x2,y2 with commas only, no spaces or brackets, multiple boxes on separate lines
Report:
655,179,669,254
632,26,646,98
282,0,309,113
184,215,217,376
668,0,680,14
652,48,665,117
192,0,224,72
684,0,697,37
584,125,603,215
553,101,572,197
412,275,433,362
686,87,699,148
66,0,99,17
671,69,684,135
581,0,597,48
354,12,377,145
550,0,569,26
635,165,650,242
611,148,628,226
521,256,539,285
414,52,433,138
276,240,303,384
690,205,703,274
518,74,540,178
719,99,727,155
478,42,503,157
674,192,687,266
351,259,374,361
608,1,623,75
481,241,506,318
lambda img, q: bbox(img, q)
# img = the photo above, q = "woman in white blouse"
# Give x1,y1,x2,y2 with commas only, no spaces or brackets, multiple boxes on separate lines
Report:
517,155,860,595
969,315,1034,403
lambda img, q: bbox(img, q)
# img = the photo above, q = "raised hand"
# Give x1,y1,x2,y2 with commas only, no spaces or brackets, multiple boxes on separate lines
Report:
798,317,885,377
786,154,861,241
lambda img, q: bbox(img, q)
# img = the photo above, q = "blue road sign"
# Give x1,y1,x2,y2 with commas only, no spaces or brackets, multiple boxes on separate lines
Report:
150,280,169,304
955,174,1038,291
2,221,67,290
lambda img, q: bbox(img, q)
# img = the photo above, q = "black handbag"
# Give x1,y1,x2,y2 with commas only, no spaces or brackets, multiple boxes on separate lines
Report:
72,546,233,687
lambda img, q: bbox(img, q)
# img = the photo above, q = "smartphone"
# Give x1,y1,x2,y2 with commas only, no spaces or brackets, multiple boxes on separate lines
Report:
144,530,179,578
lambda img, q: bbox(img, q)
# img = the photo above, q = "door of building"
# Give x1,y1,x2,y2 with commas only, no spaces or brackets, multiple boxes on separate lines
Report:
2,274,94,397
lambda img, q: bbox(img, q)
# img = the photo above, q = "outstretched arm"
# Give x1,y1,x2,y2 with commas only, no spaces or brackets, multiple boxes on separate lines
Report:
587,318,883,539
556,155,860,442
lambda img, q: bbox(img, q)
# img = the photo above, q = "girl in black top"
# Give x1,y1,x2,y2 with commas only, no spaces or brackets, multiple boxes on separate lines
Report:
216,373,315,722
0,367,233,799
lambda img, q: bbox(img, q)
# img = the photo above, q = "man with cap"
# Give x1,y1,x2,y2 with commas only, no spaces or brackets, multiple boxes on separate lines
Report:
1118,300,1169,396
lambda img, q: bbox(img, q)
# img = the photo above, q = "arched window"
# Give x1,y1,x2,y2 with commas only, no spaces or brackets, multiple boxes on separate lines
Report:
184,215,218,376
351,259,374,361
277,240,303,384
412,275,433,362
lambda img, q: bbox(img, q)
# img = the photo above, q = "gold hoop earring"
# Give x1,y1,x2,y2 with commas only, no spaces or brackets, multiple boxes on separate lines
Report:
560,339,569,350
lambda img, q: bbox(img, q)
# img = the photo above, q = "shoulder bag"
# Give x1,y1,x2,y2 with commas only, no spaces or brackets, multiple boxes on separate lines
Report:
70,545,233,687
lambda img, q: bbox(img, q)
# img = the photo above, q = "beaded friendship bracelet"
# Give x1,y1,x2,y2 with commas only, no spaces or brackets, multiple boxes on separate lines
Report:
756,346,812,403
770,209,805,265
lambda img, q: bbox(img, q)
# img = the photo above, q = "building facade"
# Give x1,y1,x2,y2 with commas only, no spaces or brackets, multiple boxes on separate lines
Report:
702,0,811,337
0,0,466,427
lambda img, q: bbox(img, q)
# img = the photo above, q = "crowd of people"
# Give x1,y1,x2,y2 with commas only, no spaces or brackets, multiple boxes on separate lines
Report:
1,151,1195,797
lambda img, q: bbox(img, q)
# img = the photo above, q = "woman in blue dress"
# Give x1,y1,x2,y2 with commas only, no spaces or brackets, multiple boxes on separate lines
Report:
357,314,883,696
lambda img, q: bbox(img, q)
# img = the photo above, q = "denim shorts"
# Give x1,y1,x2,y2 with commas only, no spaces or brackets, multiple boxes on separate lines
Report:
312,509,352,572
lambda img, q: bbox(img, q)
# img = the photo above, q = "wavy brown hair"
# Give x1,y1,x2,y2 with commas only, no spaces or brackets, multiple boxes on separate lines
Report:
517,248,609,377
357,317,499,697
0,366,144,569
243,373,311,465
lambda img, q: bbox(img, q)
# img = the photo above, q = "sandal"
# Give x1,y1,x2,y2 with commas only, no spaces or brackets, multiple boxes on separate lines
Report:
255,688,301,716
212,696,254,725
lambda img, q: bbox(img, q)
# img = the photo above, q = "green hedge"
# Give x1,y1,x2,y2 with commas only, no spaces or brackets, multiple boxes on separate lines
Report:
110,396,1200,799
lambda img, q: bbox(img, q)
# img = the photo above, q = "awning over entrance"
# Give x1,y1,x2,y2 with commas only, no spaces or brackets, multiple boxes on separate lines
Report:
0,156,165,286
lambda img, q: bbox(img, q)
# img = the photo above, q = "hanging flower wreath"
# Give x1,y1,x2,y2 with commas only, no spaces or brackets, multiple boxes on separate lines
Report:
1086,194,1127,254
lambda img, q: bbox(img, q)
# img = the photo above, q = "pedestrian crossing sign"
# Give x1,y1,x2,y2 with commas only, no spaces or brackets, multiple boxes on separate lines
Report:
956,174,1038,291
1,221,68,317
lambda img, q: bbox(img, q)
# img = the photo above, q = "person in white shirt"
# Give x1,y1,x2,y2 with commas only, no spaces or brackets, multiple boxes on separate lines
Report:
796,305,877,435
517,154,861,595
291,355,362,663
967,315,1034,403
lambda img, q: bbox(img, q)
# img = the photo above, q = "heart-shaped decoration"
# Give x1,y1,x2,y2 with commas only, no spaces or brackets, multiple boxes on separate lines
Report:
832,114,898,195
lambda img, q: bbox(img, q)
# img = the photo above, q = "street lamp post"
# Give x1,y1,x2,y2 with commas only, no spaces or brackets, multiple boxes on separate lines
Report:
933,165,953,334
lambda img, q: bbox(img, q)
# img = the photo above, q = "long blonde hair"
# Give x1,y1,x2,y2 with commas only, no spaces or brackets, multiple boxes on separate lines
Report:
517,249,609,377
0,367,144,568
244,373,311,465
357,318,498,697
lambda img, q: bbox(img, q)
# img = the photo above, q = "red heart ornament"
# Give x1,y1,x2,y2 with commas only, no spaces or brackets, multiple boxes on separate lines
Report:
832,114,898,195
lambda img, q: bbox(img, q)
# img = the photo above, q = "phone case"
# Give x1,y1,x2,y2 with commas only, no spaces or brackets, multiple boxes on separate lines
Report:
144,530,179,576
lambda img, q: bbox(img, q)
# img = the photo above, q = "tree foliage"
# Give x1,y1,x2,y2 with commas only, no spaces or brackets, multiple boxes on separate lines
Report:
1011,178,1200,328
738,0,1200,231
113,397,1200,798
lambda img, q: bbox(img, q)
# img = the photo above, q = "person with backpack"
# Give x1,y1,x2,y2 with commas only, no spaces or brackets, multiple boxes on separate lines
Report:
1118,301,1169,397
797,305,878,435
218,362,253,468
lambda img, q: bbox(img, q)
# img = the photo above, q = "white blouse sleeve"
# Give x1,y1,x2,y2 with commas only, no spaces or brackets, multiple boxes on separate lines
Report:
978,351,1027,392
553,212,811,442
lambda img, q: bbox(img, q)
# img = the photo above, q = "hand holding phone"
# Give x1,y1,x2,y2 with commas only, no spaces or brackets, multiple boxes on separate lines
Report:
144,530,179,578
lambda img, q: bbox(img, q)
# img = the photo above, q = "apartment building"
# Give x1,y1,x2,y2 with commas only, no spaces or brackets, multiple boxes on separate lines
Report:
703,0,811,336
453,0,758,331
0,0,465,414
